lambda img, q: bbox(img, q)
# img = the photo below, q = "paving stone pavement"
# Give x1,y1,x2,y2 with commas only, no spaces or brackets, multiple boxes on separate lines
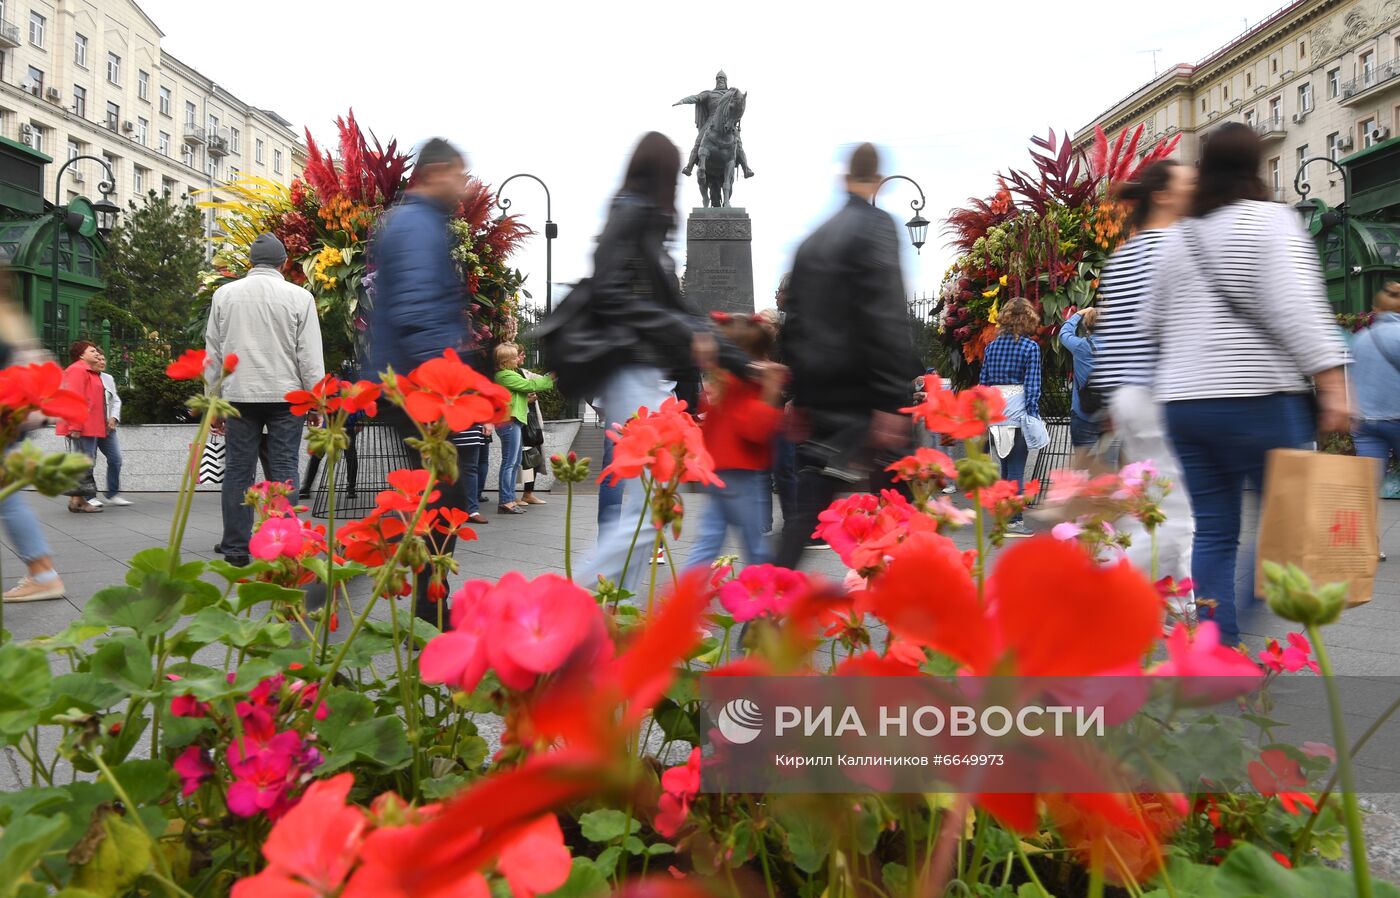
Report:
4,488,1400,876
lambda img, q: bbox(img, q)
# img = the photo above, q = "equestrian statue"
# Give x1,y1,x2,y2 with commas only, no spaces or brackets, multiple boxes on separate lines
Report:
673,69,753,208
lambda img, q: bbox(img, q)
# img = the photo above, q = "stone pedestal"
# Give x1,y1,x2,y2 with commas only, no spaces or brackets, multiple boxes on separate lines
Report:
684,207,755,316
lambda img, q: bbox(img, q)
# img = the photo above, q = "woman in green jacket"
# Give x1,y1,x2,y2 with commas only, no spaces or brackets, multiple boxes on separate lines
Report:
493,343,554,514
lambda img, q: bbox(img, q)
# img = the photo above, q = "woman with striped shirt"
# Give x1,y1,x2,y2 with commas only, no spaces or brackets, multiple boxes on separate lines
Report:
1094,160,1197,598
1144,123,1349,646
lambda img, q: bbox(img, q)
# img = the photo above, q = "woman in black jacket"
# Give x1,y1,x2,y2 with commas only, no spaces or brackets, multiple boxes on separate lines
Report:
577,132,715,591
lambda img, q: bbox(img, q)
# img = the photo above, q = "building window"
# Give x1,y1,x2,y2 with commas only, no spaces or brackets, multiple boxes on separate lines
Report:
1361,117,1379,147
1269,157,1281,198
107,52,121,85
25,65,42,96
1296,144,1309,178
159,87,171,116
74,32,87,67
1327,131,1342,159
1201,97,1207,112
229,165,239,181
133,166,145,194
207,113,218,134
158,131,170,155
230,127,240,153
67,138,80,162
1299,39,1306,59
73,85,86,118
1298,81,1313,113
255,138,265,164
1223,83,1231,102
28,12,44,48
1328,67,1341,98
137,70,149,101
1244,108,1256,128
1268,96,1282,122
105,101,120,131
29,125,43,154
162,177,176,196
181,143,194,167
206,157,218,179
1246,71,1253,89
136,117,148,146
1271,57,1279,74
185,101,196,127
102,154,117,190
273,149,283,174
1360,50,1375,84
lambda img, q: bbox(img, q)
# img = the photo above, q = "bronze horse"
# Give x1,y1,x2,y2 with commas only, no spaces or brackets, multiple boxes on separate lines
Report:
697,90,747,208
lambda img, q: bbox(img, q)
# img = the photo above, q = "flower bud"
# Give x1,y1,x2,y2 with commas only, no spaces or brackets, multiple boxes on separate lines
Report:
955,454,1000,491
1261,561,1347,627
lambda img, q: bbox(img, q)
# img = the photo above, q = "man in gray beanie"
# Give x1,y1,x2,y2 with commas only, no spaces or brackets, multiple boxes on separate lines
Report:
205,233,325,567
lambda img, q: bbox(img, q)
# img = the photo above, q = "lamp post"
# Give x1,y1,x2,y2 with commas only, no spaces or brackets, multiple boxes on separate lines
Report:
1294,155,1351,312
49,154,119,348
870,174,931,253
494,173,557,315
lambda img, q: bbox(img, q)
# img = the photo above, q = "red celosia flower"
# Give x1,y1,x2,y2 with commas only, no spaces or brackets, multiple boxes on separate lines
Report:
174,746,212,797
885,447,956,485
166,349,208,381
1247,748,1317,815
901,381,1006,439
250,517,305,561
0,361,88,425
231,773,366,898
717,565,813,622
495,815,573,898
400,349,510,431
869,533,1160,676
286,374,344,417
654,747,702,838
599,398,722,489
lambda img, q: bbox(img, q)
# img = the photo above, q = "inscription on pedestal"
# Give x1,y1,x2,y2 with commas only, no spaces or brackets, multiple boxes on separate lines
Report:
684,209,755,317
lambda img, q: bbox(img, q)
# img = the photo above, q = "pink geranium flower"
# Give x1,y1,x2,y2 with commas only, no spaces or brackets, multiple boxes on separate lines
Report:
717,565,812,622
174,746,213,796
654,747,702,838
250,516,305,561
1258,632,1320,674
1149,622,1264,703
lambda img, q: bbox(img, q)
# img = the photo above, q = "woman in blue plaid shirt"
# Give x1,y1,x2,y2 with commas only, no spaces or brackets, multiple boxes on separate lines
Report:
979,297,1042,535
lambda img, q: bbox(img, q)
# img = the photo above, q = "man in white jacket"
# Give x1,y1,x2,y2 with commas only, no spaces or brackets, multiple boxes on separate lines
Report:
205,234,324,566
89,350,129,507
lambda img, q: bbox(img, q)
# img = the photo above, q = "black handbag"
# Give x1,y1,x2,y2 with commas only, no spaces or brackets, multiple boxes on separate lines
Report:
522,403,544,448
529,278,629,398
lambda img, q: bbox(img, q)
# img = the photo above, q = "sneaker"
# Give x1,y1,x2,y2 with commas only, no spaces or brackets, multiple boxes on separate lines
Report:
105,495,132,507
654,548,668,564
87,497,104,508
1005,520,1031,538
4,576,66,602
942,484,958,495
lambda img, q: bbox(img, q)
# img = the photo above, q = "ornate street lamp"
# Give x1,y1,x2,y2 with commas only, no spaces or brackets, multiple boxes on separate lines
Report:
1294,156,1352,311
871,174,930,253
49,155,119,348
494,173,557,315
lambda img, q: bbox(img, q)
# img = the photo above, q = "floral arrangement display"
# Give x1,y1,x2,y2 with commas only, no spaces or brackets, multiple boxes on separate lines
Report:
198,111,531,367
937,126,1180,388
1,363,1397,898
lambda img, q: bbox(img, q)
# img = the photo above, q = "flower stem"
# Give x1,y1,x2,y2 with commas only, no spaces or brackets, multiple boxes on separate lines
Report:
1013,841,1050,897
315,434,340,666
1306,623,1372,898
91,750,193,898
618,478,654,596
564,480,574,582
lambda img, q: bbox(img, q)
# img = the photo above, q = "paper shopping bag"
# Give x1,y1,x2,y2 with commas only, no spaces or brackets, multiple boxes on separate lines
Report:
1255,449,1379,606
198,435,226,485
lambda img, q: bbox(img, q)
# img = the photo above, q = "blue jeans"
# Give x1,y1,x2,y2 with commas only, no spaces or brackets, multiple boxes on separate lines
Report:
997,429,1029,522
766,433,797,533
221,402,302,559
581,366,674,593
1,442,51,562
66,435,99,500
1165,394,1313,646
497,420,522,505
95,432,122,497
687,470,770,570
1354,419,1400,491
598,435,623,527
1070,412,1103,449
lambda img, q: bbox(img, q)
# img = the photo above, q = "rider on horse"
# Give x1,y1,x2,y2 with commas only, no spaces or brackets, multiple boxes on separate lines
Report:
674,70,755,180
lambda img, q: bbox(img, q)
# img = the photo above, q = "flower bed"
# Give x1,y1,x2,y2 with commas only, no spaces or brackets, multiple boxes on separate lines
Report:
0,359,1396,898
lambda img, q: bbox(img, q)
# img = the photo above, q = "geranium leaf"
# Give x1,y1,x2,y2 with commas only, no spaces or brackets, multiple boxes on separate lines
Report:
314,691,410,774
0,813,68,897
539,858,609,898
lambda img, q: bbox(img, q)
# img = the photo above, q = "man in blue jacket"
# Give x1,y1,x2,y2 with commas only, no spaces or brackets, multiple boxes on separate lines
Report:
367,137,471,622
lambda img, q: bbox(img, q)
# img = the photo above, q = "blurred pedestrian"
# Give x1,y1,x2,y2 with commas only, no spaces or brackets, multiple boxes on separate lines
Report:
1,287,66,602
763,277,797,534
493,342,553,515
1094,160,1197,593
774,142,921,568
979,297,1047,536
687,314,786,571
367,137,473,622
206,232,325,568
1351,279,1400,562
92,350,129,507
1145,122,1349,646
1057,307,1102,451
517,344,550,507
56,340,106,514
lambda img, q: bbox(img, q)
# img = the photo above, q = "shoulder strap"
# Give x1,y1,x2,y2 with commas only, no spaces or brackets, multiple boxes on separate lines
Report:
1181,221,1274,339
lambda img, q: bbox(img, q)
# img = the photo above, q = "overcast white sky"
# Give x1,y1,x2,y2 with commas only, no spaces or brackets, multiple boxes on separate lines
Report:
142,0,1286,310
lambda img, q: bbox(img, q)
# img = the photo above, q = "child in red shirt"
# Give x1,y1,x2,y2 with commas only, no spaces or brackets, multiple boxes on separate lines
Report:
686,315,786,571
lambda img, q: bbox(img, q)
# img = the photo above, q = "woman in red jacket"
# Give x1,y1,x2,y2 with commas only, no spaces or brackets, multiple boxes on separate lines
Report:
57,340,107,513
686,315,787,571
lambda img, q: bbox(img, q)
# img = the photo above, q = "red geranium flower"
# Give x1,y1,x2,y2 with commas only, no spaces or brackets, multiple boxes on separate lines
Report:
287,374,344,417
166,349,208,381
375,468,439,515
901,381,1005,439
231,773,366,898
400,349,510,431
223,353,240,374
340,380,381,416
1248,748,1317,815
599,398,721,489
885,447,957,485
0,361,88,425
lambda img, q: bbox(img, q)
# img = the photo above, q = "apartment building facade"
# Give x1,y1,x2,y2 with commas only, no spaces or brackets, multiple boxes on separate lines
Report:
1075,0,1400,208
0,0,303,220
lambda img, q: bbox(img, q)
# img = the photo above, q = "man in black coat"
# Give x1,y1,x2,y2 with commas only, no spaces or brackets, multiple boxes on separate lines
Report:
774,143,922,569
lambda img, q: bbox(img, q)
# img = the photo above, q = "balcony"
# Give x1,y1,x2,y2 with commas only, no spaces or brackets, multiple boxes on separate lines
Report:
1340,59,1400,106
1254,114,1287,141
182,125,206,146
0,19,19,48
206,128,229,157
